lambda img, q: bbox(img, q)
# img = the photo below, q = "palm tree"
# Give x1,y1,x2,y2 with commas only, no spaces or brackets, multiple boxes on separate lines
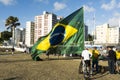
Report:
5,16,20,49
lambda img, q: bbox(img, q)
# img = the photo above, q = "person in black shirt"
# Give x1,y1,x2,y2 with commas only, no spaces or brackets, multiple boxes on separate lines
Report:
107,47,116,74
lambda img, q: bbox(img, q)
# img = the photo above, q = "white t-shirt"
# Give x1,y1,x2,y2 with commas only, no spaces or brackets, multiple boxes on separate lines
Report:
81,50,92,60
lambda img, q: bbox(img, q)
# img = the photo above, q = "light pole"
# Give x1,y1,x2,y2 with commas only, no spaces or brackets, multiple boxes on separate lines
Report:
93,13,96,45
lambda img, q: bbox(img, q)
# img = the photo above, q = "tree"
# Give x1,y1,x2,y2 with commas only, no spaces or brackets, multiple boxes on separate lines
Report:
1,31,12,41
0,38,3,44
88,34,93,41
5,16,20,49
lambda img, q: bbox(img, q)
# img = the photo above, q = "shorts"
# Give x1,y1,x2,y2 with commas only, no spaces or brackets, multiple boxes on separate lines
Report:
84,60,91,67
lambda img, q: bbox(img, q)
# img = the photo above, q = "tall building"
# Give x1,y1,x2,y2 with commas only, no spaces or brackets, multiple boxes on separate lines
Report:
108,26,120,44
34,11,57,43
25,21,34,47
85,25,88,41
15,28,25,47
94,23,120,45
95,24,109,44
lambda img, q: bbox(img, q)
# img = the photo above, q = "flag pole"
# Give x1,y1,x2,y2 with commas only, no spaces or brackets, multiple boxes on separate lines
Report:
118,18,120,45
93,13,95,45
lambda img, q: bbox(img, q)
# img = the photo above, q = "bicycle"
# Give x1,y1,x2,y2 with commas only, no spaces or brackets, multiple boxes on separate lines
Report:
79,60,91,80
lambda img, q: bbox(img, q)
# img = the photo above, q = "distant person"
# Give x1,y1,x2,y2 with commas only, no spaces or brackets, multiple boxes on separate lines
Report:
107,47,116,74
81,48,92,74
12,48,15,54
115,49,120,74
92,47,100,73
103,48,107,54
99,48,108,60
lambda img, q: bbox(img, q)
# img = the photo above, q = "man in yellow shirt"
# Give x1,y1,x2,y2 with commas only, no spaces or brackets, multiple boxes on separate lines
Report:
116,49,120,74
91,47,100,74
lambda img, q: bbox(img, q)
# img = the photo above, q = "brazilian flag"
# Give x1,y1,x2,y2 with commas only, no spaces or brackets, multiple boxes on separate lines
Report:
31,7,84,61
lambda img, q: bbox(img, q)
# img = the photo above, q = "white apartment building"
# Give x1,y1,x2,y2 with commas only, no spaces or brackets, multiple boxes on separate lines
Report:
94,23,120,45
95,24,109,44
34,11,57,43
25,21,34,47
15,28,25,47
108,27,120,44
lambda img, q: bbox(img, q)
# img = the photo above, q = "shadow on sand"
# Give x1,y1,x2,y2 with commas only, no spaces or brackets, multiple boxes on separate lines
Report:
0,59,33,63
3,76,22,80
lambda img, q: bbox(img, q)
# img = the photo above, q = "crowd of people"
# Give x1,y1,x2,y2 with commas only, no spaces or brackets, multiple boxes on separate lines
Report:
81,46,120,75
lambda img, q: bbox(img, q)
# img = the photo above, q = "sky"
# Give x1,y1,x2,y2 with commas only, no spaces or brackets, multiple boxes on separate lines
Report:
0,0,120,34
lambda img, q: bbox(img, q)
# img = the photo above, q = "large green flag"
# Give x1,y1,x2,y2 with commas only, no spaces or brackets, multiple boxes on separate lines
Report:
31,7,84,61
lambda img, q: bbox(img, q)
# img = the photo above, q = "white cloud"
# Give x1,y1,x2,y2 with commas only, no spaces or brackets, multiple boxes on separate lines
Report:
0,0,16,5
101,0,116,10
117,2,120,8
0,20,5,31
114,12,120,17
83,5,95,12
107,12,120,26
36,0,49,4
53,2,67,11
101,14,105,17
108,17,119,26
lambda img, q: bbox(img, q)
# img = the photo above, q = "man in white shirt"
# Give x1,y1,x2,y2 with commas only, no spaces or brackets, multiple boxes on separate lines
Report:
81,48,92,74
82,48,92,61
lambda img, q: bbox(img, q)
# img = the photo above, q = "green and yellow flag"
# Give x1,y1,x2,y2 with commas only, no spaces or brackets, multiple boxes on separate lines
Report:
31,7,84,61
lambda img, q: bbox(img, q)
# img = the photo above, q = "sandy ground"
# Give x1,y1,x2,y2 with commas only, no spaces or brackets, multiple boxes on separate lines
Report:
0,53,120,80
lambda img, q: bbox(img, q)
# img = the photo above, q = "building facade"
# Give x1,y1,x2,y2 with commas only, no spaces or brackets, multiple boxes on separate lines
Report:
85,25,88,41
25,21,34,47
15,28,25,47
34,11,57,43
108,26,120,45
94,23,120,45
95,23,109,44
